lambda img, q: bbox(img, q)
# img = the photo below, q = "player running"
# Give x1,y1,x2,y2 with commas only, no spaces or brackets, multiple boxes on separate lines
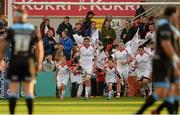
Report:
113,43,133,97
133,46,151,97
78,37,97,100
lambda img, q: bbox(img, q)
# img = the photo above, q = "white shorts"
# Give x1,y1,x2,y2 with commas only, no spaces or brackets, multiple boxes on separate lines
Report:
136,70,150,80
105,75,116,84
70,73,79,83
83,67,93,75
77,74,83,84
57,78,68,87
80,67,93,81
117,69,129,80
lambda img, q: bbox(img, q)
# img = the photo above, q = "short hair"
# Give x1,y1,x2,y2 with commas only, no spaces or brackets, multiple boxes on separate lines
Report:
14,8,27,17
61,30,68,35
149,22,155,27
91,21,96,24
149,16,155,21
64,16,70,19
75,22,82,25
138,45,144,49
108,56,113,61
83,37,90,42
45,18,49,22
48,28,54,32
164,7,176,17
126,19,131,23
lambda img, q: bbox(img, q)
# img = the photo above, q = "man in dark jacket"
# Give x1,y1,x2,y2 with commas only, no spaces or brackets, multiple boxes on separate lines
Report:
56,16,74,40
43,29,56,56
135,5,146,17
120,19,136,44
101,21,116,46
82,11,95,32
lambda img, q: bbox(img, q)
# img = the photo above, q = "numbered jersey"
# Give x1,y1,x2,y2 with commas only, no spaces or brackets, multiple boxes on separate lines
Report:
6,23,39,58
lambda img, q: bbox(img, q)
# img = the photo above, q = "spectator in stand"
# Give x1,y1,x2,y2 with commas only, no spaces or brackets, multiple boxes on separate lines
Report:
121,19,136,44
0,20,4,38
85,21,101,48
101,21,116,46
56,16,74,41
135,5,146,17
0,15,8,27
59,31,74,60
145,23,155,40
40,17,55,38
54,44,64,58
42,54,55,72
82,11,95,31
138,16,149,39
102,15,112,28
148,16,155,24
78,17,84,25
73,22,85,37
43,29,57,56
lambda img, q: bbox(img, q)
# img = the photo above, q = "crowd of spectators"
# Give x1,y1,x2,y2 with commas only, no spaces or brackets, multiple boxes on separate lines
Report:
0,7,157,98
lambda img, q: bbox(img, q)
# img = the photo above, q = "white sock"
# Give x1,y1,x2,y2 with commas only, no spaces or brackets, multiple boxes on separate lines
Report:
77,84,83,98
109,90,113,98
61,90,65,98
148,82,152,93
140,88,145,96
85,86,90,98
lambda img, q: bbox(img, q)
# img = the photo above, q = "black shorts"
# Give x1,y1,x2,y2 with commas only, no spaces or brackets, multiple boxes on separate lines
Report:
7,58,34,82
152,59,174,83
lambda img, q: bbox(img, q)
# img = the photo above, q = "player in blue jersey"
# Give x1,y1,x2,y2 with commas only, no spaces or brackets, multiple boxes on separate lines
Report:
0,9,44,114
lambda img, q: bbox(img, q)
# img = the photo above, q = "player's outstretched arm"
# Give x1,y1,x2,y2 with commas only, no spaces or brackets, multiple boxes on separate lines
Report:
36,39,44,72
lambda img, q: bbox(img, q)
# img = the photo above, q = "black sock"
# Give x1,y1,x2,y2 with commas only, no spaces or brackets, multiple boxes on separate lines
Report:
165,101,174,114
26,98,33,114
136,95,156,114
156,101,166,113
174,100,179,114
9,97,17,114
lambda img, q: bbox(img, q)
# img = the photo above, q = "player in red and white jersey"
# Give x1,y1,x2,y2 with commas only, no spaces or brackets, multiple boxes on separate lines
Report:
56,56,75,99
104,57,118,100
113,43,133,97
96,46,109,70
133,46,151,97
78,37,97,99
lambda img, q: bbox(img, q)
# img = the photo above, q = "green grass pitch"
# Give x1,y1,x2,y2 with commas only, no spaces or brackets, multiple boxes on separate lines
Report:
0,97,179,114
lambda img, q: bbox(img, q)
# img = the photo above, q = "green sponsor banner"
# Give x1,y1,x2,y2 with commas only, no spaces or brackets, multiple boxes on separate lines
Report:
35,72,70,97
